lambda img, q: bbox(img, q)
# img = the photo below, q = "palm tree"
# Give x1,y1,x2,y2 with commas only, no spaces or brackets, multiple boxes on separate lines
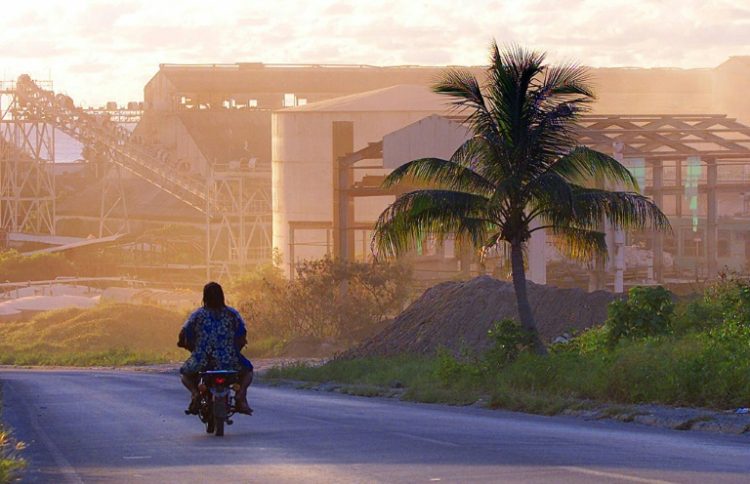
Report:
372,43,670,354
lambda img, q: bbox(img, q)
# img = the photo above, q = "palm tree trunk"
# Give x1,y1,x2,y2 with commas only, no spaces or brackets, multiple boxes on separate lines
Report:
510,241,547,355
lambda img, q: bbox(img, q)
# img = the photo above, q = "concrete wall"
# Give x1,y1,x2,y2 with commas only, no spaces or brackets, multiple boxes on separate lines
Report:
273,109,450,272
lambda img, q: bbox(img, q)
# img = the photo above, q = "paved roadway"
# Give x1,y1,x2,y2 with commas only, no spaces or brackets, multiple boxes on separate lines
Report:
1,369,750,483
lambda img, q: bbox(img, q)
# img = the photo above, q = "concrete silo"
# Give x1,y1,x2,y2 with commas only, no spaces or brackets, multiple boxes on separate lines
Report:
272,85,454,275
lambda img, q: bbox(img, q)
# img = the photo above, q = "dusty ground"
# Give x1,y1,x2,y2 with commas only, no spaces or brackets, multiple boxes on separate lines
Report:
347,276,615,357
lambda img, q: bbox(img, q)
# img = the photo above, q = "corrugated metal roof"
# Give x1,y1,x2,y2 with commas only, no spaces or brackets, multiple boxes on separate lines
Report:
282,84,451,113
157,64,479,94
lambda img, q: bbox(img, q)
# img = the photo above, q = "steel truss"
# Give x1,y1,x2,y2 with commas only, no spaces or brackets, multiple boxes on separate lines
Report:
11,75,270,279
0,80,56,235
206,167,272,280
326,114,750,287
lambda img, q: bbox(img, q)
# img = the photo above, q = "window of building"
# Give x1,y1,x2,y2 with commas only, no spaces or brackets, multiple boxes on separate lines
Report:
248,99,258,108
283,93,296,107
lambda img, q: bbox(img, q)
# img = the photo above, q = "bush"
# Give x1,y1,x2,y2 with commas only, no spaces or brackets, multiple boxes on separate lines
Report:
674,273,750,334
0,249,76,282
605,286,674,347
434,319,536,390
482,319,535,371
233,256,412,344
267,275,750,412
231,263,289,339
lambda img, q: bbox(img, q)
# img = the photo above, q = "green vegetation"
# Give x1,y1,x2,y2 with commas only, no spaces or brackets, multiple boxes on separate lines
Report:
0,426,24,483
605,285,674,347
266,279,750,413
231,257,412,347
0,303,185,366
0,250,76,282
0,387,25,483
371,43,669,353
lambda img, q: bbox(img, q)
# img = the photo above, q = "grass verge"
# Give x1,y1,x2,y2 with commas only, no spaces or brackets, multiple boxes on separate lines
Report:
0,385,25,483
0,303,186,366
264,332,750,415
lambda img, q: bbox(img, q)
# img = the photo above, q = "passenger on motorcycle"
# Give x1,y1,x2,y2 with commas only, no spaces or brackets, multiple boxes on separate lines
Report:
178,282,253,415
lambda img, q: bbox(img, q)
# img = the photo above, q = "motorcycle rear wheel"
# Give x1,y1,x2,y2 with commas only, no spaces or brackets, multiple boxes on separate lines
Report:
213,396,227,437
214,416,224,436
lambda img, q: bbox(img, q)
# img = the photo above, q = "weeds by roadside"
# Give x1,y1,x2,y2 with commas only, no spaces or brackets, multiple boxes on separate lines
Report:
0,386,25,483
265,277,750,414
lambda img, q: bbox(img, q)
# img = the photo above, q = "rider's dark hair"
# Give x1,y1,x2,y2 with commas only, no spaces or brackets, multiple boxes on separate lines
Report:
202,281,225,310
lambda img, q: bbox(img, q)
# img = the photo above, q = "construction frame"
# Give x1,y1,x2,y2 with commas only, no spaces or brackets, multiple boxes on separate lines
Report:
309,114,750,289
1,76,271,280
0,79,56,236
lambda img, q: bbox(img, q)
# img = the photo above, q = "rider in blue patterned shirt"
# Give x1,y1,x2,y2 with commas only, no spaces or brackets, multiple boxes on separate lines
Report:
179,282,253,415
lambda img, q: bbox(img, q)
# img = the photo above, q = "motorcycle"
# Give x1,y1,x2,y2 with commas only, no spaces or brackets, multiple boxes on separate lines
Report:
187,369,240,436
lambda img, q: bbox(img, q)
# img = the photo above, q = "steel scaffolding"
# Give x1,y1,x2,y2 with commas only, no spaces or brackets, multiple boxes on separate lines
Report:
0,79,56,236
5,75,271,279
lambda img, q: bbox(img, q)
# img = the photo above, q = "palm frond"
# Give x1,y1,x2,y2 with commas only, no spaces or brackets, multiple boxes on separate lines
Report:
568,187,672,232
549,146,640,191
548,225,607,261
525,171,574,219
382,157,495,196
372,189,493,258
434,69,500,149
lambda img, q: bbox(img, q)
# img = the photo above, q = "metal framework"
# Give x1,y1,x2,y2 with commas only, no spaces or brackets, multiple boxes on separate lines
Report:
83,108,142,124
577,114,750,281
320,114,750,287
0,79,56,236
206,166,272,280
7,75,271,279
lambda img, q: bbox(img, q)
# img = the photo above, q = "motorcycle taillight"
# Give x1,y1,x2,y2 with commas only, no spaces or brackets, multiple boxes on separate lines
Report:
215,377,226,385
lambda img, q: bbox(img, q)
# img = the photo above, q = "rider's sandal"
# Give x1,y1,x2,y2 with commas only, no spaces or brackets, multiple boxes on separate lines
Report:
235,401,253,415
187,393,200,415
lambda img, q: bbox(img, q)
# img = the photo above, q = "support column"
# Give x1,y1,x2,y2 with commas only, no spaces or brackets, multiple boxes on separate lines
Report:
675,159,683,218
332,121,354,262
528,221,546,285
651,159,664,283
288,224,295,280
610,142,626,293
706,159,718,278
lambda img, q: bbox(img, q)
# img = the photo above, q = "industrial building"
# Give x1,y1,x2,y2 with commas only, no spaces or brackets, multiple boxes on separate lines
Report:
2,58,750,289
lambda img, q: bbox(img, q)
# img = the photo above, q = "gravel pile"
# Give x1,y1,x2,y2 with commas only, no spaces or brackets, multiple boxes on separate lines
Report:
345,275,615,357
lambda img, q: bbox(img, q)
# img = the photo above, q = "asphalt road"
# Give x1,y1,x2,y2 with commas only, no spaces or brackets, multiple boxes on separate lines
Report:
1,369,750,483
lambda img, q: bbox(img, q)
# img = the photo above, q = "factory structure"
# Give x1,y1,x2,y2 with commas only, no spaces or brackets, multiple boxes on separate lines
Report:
2,58,750,291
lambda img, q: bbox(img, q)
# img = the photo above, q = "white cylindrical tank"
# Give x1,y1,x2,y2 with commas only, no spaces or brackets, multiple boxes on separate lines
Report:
272,85,452,275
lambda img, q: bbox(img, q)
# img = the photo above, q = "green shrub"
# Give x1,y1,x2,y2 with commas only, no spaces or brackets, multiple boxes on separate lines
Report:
233,257,412,343
569,325,609,355
435,347,481,384
0,249,76,282
482,319,535,371
674,274,750,334
606,286,674,347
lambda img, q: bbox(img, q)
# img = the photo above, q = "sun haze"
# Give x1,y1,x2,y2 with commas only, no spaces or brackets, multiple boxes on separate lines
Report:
2,0,749,105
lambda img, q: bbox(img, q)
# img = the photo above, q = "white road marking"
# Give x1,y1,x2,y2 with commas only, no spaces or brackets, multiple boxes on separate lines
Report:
560,466,677,484
123,455,152,460
391,431,461,447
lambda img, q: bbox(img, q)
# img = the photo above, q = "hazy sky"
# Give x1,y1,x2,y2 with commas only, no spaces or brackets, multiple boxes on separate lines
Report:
2,0,749,106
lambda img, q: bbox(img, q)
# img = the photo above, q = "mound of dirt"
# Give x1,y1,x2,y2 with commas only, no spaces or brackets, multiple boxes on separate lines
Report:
345,276,615,358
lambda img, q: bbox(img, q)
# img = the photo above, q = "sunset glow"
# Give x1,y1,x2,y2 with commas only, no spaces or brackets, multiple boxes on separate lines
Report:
2,0,750,105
